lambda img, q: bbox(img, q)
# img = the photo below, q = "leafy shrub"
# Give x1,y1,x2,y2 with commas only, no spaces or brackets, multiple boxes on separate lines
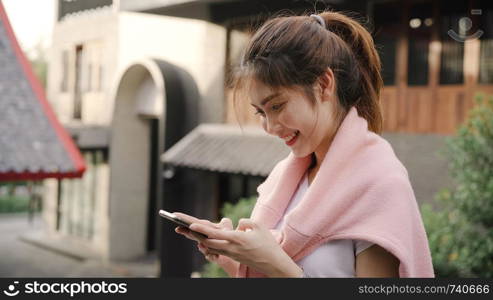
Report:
200,197,257,278
220,197,257,228
199,258,229,278
0,182,33,213
421,93,493,277
0,195,30,213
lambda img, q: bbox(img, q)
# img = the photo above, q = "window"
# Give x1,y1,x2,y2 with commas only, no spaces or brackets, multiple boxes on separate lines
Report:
377,34,397,85
84,43,103,93
439,0,466,85
225,26,255,124
407,3,432,86
73,45,83,119
373,2,400,86
60,50,69,92
479,1,493,84
226,27,252,83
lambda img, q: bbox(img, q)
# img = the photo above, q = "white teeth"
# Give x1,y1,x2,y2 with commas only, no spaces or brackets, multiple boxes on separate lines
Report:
283,131,298,141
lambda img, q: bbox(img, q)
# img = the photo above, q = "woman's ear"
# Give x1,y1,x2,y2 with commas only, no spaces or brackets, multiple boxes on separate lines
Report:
318,68,335,102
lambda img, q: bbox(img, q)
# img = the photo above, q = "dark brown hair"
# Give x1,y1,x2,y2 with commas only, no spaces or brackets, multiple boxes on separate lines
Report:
231,10,383,133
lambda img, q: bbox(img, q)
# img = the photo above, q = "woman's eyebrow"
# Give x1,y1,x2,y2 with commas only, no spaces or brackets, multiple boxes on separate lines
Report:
250,92,281,108
260,93,281,106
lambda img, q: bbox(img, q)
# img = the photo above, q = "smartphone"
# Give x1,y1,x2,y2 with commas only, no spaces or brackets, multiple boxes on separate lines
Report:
158,210,208,239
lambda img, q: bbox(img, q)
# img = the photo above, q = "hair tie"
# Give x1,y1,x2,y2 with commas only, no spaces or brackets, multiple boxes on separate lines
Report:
310,14,326,28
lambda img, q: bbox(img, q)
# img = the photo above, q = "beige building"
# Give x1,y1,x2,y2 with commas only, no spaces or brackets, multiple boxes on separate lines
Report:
42,0,227,265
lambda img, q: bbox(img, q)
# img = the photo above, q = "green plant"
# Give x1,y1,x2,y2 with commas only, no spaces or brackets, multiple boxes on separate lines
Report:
200,197,257,278
200,258,229,278
421,93,493,277
0,195,30,213
0,182,34,213
221,197,257,228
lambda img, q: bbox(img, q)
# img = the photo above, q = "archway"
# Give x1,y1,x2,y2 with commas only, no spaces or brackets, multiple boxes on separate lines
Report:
108,59,198,262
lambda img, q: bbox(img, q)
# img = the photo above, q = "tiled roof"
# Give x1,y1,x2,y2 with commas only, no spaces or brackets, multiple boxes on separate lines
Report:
161,124,290,177
0,2,85,181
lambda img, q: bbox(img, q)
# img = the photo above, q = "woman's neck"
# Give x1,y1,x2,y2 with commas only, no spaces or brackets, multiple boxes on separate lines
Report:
307,153,320,185
311,106,345,172
308,128,336,183
312,133,333,170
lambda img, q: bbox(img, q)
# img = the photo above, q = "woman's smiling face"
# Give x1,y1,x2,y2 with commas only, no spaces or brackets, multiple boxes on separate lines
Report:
249,78,337,159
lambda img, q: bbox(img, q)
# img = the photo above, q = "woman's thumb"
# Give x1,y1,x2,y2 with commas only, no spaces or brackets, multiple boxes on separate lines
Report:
219,217,233,230
236,218,256,232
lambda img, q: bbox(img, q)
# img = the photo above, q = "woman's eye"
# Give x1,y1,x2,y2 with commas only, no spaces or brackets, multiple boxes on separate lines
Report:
271,103,284,111
254,109,265,116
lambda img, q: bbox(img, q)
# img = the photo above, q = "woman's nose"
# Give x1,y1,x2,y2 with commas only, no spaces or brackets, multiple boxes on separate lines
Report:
263,116,282,136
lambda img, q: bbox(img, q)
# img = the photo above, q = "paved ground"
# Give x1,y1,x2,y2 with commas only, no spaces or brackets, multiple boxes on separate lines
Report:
0,213,159,277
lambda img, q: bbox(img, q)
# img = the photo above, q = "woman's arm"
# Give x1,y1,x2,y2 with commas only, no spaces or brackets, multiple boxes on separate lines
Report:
355,245,400,277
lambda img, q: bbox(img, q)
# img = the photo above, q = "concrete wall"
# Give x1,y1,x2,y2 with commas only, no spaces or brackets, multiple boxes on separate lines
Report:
107,65,153,260
117,12,226,124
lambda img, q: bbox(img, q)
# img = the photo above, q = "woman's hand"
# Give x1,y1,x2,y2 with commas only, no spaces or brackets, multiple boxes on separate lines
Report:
173,212,239,275
189,218,303,278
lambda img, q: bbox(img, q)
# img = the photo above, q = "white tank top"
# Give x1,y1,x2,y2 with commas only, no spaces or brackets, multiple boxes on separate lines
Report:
274,172,374,277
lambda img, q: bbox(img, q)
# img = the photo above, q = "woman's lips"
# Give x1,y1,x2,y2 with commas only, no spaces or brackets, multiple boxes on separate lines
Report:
284,131,299,146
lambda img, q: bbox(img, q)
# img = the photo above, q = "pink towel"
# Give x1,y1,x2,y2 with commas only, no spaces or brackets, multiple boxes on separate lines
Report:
235,106,434,277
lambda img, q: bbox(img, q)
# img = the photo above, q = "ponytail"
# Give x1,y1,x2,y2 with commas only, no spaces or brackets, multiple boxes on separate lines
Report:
320,11,383,133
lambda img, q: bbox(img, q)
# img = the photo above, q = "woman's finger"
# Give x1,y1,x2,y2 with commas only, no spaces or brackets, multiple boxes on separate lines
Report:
197,244,208,256
201,238,231,250
236,218,257,232
205,254,219,262
190,223,237,242
198,244,220,262
198,242,224,261
174,212,221,229
175,226,203,242
206,247,229,256
219,217,233,230
173,212,201,223
175,226,189,236
197,243,206,251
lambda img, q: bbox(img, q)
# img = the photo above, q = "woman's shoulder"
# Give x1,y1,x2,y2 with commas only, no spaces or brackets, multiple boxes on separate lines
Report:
256,153,292,194
362,132,410,179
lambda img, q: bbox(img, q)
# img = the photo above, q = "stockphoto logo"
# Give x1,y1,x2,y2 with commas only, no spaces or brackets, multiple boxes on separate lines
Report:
3,281,20,297
3,280,127,297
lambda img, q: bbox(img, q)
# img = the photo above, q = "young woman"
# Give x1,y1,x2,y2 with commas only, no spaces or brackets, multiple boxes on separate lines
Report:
175,11,434,278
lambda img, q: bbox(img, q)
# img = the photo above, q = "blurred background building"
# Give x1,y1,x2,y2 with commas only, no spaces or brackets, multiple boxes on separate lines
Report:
4,0,490,277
